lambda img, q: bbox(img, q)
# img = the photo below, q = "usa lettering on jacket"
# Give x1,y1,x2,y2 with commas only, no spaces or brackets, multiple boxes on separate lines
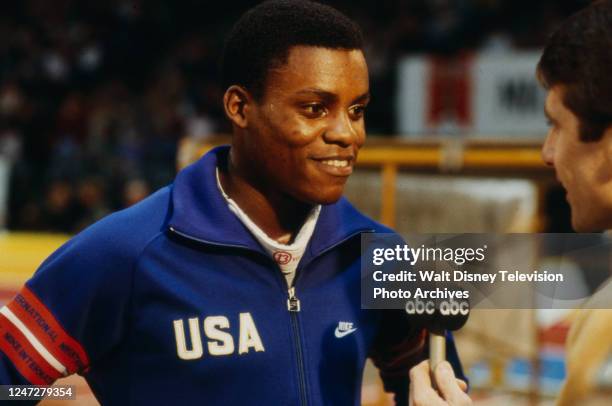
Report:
173,312,264,359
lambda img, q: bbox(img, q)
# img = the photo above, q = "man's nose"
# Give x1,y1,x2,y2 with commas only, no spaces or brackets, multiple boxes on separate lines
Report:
324,113,356,147
541,131,555,167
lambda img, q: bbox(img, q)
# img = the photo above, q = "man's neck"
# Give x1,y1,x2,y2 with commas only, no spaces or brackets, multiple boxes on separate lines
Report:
218,160,312,243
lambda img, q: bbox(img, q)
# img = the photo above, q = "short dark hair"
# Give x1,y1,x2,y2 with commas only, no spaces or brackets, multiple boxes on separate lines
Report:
221,0,364,100
537,0,612,142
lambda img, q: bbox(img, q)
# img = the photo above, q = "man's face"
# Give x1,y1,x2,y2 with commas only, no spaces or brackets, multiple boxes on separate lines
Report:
240,45,369,204
541,85,612,231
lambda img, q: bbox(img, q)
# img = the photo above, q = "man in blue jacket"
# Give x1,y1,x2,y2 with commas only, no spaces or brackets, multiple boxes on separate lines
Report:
0,1,468,404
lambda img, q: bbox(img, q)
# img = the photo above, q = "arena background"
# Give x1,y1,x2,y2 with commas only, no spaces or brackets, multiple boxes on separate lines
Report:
1,1,610,405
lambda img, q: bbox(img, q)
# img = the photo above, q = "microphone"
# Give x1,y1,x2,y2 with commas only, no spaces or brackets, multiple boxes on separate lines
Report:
404,297,470,372
427,300,469,373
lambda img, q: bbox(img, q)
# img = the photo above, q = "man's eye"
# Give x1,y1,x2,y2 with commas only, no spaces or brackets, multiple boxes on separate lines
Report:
302,104,326,117
349,105,366,119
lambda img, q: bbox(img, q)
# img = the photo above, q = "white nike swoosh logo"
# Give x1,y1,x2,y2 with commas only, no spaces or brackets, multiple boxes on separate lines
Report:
334,327,358,338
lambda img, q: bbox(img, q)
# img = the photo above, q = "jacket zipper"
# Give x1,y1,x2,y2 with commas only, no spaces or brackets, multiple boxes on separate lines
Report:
284,228,375,406
287,287,307,406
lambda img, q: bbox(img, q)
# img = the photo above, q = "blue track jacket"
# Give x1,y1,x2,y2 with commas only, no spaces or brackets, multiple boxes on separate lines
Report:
0,146,465,405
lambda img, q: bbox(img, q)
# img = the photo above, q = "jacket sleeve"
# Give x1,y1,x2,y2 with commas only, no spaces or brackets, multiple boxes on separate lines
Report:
369,310,467,406
0,210,155,386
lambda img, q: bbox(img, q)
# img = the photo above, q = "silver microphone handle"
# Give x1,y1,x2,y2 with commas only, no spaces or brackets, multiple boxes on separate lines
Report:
429,331,446,373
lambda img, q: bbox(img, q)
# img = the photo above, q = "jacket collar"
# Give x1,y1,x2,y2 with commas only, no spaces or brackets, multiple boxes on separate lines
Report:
169,145,376,257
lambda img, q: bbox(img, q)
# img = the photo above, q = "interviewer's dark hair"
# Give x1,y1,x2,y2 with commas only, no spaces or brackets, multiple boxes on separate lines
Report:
537,0,612,141
221,0,363,100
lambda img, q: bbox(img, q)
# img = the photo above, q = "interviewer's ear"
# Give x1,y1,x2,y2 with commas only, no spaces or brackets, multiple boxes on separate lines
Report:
223,85,251,129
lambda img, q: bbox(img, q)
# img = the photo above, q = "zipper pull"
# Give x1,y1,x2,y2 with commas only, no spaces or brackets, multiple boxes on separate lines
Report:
287,287,301,312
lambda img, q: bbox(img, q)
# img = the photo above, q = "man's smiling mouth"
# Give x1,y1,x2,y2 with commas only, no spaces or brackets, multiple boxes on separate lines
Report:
311,156,354,176
320,159,350,168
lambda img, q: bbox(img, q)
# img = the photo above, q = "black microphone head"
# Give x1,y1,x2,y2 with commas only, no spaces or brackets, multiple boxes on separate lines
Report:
404,296,470,334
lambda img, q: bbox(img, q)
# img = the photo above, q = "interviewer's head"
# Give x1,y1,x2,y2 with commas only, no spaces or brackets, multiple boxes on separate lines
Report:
538,0,612,231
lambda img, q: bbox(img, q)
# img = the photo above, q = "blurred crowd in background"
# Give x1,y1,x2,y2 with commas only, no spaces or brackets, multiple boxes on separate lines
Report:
0,0,590,233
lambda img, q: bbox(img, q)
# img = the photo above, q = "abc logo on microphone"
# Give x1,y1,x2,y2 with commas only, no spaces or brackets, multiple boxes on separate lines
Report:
405,298,470,317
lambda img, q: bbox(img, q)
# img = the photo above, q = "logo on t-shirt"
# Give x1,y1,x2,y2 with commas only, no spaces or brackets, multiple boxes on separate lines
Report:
273,251,292,265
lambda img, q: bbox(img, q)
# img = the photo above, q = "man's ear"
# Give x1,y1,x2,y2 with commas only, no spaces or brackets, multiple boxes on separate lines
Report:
223,85,252,129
